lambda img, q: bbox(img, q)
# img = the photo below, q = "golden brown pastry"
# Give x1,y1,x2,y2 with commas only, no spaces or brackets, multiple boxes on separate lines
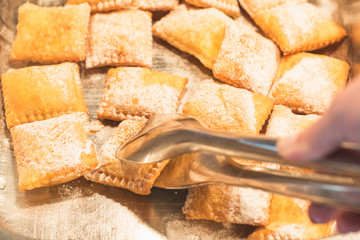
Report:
248,107,333,239
153,4,233,69
1,63,87,129
239,0,305,17
181,80,274,225
269,52,349,114
248,195,334,240
132,0,178,11
183,80,274,134
185,0,240,18
86,10,152,69
66,0,131,12
10,3,90,63
266,105,320,137
97,67,188,121
85,119,169,195
11,113,98,191
213,22,280,95
253,2,347,55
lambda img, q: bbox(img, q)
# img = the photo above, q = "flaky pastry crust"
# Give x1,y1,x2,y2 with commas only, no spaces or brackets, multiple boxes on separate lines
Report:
185,0,240,18
67,0,131,12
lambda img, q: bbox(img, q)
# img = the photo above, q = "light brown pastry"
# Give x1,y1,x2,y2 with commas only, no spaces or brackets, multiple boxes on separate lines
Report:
153,4,233,69
185,0,240,18
248,109,333,239
10,3,90,63
85,119,169,195
97,67,188,121
253,2,347,55
183,80,274,134
269,52,349,114
239,0,305,17
248,195,334,240
1,63,87,129
10,113,98,191
181,80,274,226
213,22,280,95
86,10,152,69
266,105,320,137
132,0,178,11
66,0,131,12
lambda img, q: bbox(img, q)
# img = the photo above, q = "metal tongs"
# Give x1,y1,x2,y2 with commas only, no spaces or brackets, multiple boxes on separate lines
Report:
116,114,360,213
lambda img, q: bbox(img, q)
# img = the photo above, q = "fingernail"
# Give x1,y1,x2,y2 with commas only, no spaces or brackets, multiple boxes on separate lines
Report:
337,212,360,233
309,204,337,223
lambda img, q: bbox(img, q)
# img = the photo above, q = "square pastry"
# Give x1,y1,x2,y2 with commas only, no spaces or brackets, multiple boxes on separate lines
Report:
1,63,87,129
213,22,280,95
185,0,240,18
253,2,347,55
248,105,333,239
269,52,349,114
10,3,90,63
266,105,320,137
239,0,305,17
67,0,132,12
183,80,274,134
132,0,178,11
97,67,188,121
85,119,169,195
10,113,98,191
153,4,233,69
181,80,274,225
86,10,152,69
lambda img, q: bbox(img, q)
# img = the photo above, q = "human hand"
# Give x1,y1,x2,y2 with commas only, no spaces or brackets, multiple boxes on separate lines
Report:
277,76,360,233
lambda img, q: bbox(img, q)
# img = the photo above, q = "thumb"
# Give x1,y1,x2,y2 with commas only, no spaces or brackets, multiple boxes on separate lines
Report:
277,113,343,162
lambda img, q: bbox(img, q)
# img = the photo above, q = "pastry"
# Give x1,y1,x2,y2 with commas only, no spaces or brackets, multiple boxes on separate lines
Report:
10,113,98,191
132,0,178,11
213,22,280,95
1,63,87,129
239,0,305,17
153,4,233,69
182,80,274,225
85,119,169,195
97,67,188,121
182,80,274,134
269,52,349,114
248,195,334,240
86,10,152,69
66,0,131,12
247,105,333,239
185,0,240,18
253,2,347,55
10,3,90,63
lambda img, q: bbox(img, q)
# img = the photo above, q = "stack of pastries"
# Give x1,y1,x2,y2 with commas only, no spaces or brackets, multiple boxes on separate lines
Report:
1,0,351,239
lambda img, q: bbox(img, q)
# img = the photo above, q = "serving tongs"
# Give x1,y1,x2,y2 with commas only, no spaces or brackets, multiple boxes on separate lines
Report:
116,114,360,213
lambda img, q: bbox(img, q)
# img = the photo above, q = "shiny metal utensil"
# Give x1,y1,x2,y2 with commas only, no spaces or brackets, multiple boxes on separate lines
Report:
116,114,360,212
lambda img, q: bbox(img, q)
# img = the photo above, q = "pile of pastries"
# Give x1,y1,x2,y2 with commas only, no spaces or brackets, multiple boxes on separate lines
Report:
1,0,350,239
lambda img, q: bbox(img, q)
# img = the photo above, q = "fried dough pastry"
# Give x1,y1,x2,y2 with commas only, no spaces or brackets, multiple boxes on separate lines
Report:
10,3,90,63
247,105,333,239
183,80,274,134
132,0,178,11
239,0,305,17
11,113,98,191
266,105,320,137
185,0,240,18
97,67,188,121
213,22,280,95
67,0,131,12
86,10,152,69
153,4,233,69
1,63,87,129
269,53,349,114
85,119,169,195
253,2,347,55
181,80,274,225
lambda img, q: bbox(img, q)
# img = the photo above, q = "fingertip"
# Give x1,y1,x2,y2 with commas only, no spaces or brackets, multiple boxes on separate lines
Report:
308,204,337,224
336,212,360,233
